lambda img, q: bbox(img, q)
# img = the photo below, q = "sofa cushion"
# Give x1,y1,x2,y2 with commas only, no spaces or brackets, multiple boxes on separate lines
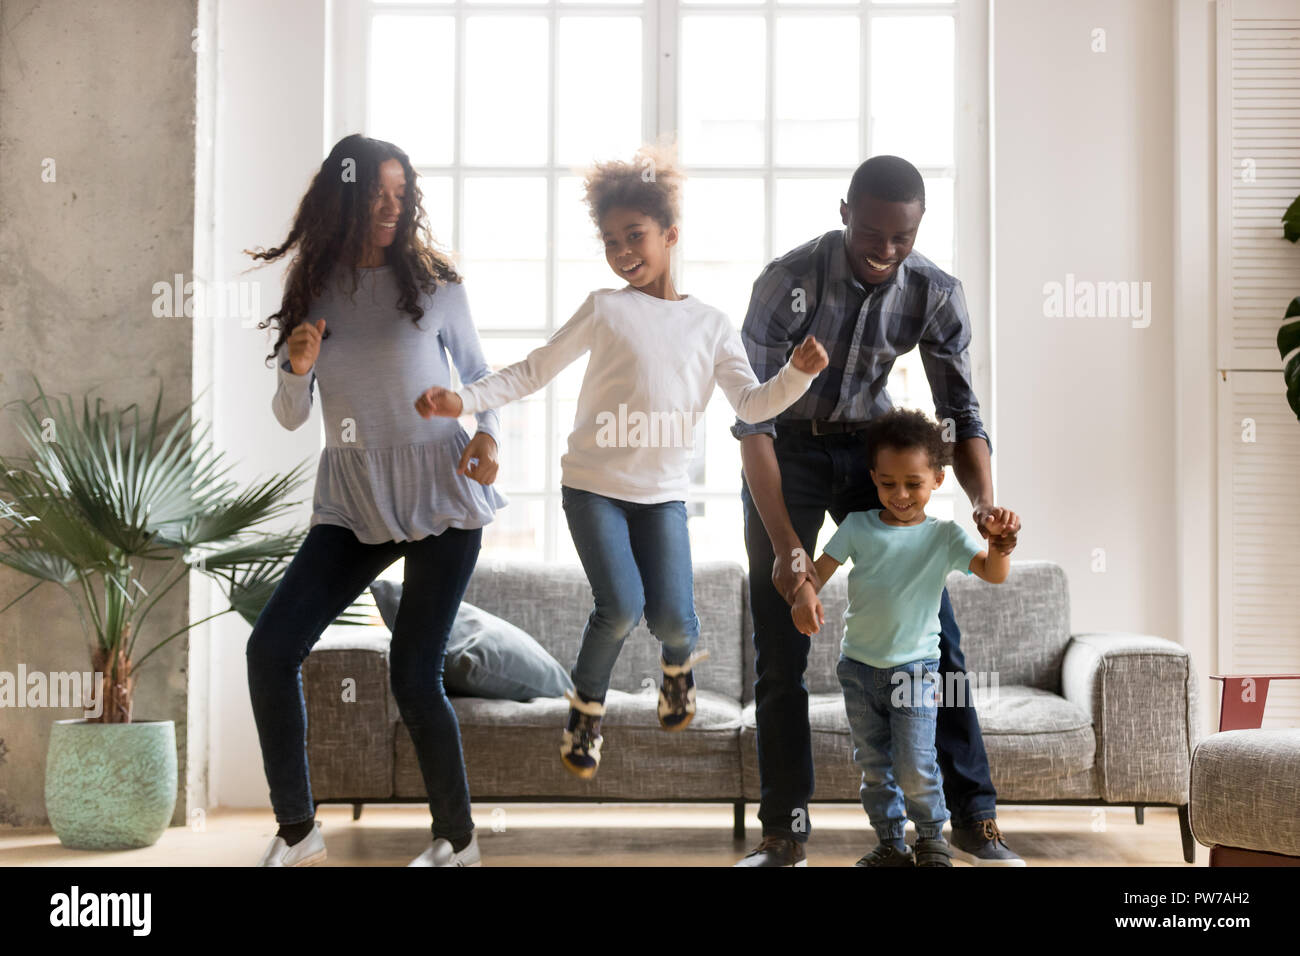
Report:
459,559,747,700
739,685,1097,802
1190,728,1300,857
966,685,1098,799
742,560,1073,699
371,581,572,700
947,562,1072,691
395,689,743,799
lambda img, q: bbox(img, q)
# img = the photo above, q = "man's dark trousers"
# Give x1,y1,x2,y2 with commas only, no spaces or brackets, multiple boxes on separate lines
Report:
741,426,998,843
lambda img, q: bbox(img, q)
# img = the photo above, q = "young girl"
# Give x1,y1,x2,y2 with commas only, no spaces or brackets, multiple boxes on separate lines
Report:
249,134,502,867
416,144,829,778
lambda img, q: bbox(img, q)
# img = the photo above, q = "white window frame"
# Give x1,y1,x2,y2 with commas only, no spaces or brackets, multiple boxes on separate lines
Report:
327,0,991,559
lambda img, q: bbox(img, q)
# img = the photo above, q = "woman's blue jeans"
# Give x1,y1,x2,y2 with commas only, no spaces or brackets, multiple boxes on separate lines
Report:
561,485,701,701
836,655,949,843
246,522,480,842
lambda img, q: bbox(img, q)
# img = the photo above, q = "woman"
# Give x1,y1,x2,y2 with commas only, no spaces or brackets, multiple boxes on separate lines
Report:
246,134,504,867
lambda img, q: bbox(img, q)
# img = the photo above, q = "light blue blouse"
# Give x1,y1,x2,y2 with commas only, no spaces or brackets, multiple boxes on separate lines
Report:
271,265,507,544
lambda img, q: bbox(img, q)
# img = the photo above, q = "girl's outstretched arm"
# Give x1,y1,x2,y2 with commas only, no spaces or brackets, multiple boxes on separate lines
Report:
421,290,597,418
434,281,503,440
714,319,826,424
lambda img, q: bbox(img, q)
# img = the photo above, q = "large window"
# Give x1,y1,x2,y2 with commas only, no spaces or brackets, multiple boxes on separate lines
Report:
332,0,986,563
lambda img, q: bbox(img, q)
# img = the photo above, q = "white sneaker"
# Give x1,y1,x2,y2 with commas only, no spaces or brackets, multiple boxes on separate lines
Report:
407,832,482,867
256,821,327,867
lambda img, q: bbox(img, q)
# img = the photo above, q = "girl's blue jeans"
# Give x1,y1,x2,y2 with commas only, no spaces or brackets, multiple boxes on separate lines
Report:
561,485,701,701
246,521,480,842
836,654,950,843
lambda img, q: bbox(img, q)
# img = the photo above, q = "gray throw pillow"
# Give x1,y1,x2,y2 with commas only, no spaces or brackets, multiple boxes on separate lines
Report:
369,580,572,701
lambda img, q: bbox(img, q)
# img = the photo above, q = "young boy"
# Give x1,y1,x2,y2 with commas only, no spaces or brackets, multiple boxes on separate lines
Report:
791,408,1017,867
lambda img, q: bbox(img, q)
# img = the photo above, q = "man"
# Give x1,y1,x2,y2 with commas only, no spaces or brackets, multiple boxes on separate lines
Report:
732,155,1023,866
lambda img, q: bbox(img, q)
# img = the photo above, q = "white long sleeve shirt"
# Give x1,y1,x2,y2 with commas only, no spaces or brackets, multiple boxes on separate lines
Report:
457,286,817,504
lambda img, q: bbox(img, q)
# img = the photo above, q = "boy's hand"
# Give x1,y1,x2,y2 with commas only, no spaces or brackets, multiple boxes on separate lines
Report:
415,385,464,419
791,582,825,636
790,335,829,375
974,505,1020,555
773,547,821,606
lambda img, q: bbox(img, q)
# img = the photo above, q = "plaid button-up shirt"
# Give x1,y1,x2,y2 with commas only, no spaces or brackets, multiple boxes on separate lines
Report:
730,228,991,454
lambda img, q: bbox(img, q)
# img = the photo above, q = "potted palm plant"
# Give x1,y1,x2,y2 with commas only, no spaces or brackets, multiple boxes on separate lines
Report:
0,379,359,849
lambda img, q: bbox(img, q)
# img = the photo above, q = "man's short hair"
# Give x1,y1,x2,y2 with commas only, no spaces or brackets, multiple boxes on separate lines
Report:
846,155,926,210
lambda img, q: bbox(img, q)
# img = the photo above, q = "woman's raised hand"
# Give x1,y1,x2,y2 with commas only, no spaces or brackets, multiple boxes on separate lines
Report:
288,318,326,375
791,335,829,375
414,386,465,419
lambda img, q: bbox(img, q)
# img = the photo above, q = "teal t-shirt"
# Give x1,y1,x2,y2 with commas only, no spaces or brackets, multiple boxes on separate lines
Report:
822,509,985,668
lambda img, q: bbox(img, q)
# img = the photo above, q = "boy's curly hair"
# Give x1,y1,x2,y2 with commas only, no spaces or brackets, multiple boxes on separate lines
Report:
863,408,953,472
582,141,684,233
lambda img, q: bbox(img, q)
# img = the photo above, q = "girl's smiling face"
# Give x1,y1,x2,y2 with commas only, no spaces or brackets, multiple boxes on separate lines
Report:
600,206,677,291
870,444,945,525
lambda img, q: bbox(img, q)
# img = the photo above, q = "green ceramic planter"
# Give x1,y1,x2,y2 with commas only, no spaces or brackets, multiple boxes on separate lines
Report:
44,719,177,850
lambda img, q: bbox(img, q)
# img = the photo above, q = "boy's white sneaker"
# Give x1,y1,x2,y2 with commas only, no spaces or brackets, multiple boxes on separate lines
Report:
256,821,327,867
407,832,482,867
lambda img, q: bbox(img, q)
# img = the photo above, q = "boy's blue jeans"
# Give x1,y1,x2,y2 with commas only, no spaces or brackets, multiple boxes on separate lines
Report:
836,654,950,842
561,485,700,701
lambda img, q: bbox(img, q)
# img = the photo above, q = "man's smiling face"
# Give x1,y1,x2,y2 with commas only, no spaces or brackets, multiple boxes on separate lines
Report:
839,194,924,287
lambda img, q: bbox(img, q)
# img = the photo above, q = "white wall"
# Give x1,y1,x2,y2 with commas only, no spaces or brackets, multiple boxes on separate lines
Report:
991,1,1182,655
202,0,328,809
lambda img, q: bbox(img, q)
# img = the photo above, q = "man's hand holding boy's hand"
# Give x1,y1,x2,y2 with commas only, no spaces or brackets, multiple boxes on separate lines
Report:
791,582,825,636
974,505,1021,556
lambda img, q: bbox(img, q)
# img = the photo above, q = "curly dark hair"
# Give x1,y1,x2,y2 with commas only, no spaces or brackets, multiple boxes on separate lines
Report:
246,134,461,366
863,408,953,472
582,141,684,234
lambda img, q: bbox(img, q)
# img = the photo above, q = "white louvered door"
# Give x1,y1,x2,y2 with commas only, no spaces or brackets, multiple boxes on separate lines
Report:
1216,0,1300,729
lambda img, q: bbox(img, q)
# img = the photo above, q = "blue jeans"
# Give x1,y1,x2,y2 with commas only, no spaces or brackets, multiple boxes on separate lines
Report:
741,427,998,842
561,485,700,701
246,522,480,841
837,655,949,842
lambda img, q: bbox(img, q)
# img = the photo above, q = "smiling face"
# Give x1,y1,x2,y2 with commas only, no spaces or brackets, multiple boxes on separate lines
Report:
366,158,406,256
600,206,677,291
840,194,923,287
870,444,944,525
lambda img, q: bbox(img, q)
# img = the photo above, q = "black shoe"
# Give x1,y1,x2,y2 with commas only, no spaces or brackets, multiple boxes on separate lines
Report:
914,836,953,867
854,843,916,867
950,819,1025,866
734,835,807,867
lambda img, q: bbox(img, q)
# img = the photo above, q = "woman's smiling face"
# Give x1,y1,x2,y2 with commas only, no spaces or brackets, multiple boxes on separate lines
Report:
368,158,406,252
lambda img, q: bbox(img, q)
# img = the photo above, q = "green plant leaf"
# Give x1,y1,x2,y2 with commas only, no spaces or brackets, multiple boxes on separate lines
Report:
1280,297,1300,422
1285,194,1300,244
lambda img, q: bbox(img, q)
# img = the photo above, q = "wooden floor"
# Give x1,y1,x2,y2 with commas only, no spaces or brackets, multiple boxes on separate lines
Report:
0,803,1199,866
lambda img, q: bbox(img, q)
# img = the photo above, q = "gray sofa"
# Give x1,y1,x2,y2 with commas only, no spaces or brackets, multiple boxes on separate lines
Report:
302,558,1201,861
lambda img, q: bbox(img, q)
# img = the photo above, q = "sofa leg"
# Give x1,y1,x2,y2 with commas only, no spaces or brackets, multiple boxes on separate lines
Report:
733,801,745,840
1178,804,1195,864
1134,804,1144,825
352,802,363,822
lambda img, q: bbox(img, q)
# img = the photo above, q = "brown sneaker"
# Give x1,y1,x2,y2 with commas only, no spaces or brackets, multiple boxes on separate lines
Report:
733,835,808,867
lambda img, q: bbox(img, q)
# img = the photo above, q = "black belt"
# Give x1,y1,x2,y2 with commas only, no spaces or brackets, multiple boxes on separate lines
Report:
779,419,872,436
